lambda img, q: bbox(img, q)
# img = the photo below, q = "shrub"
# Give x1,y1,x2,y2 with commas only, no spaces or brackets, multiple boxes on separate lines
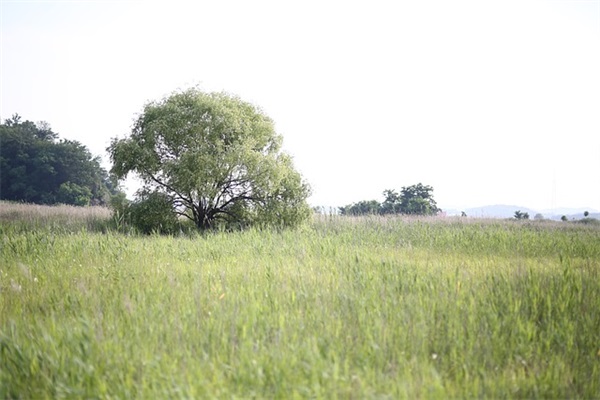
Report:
127,192,180,235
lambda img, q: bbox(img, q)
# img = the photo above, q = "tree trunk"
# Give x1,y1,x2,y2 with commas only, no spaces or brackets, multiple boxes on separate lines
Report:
194,205,213,230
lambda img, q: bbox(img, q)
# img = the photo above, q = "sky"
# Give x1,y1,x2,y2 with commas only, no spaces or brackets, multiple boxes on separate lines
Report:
2,0,599,212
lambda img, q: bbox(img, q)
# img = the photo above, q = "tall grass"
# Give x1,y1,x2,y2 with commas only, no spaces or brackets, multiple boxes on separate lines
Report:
1,212,599,398
0,201,112,233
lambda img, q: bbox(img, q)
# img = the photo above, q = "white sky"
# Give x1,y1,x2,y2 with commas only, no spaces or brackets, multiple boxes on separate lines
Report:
2,0,599,211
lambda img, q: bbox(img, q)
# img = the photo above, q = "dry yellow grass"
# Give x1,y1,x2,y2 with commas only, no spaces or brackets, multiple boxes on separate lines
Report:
0,201,112,231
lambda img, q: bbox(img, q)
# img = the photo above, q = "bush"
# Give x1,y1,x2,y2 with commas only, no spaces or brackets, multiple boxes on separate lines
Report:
127,192,180,235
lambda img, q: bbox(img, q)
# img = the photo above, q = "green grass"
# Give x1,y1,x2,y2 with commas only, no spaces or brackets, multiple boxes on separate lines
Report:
1,213,600,398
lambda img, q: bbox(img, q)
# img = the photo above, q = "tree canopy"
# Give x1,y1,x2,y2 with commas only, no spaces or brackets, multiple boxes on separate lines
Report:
340,183,440,216
108,88,311,230
0,114,118,206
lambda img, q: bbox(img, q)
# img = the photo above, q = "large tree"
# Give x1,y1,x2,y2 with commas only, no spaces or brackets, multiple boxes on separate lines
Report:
0,114,117,205
108,88,311,230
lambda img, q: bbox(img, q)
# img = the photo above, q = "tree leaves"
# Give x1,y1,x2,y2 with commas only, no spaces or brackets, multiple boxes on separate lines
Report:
1,115,116,205
340,183,440,216
108,88,311,230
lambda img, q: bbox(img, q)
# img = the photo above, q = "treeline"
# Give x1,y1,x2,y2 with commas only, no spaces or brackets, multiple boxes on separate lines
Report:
0,114,120,206
339,183,440,216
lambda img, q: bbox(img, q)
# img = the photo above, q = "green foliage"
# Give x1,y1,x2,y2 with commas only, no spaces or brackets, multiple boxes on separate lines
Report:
339,200,381,215
381,189,401,214
0,114,119,206
1,216,600,398
514,210,530,220
108,88,311,231
340,183,440,216
56,182,92,206
107,192,130,233
126,191,180,235
397,183,440,215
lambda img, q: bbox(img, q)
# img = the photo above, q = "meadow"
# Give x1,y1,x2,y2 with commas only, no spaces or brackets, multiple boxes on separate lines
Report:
1,202,599,398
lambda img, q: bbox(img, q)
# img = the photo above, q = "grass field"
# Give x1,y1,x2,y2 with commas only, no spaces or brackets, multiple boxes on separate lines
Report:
1,203,600,398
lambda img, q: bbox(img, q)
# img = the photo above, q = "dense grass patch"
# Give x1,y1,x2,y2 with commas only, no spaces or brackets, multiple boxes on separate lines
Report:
0,201,112,233
1,215,599,398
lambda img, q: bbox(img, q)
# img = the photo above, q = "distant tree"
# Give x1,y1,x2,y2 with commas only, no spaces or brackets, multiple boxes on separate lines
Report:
514,210,529,220
533,213,544,220
399,183,440,216
584,211,589,217
339,200,381,216
380,189,402,215
0,114,118,205
561,215,568,222
461,211,467,217
340,183,440,216
108,88,311,231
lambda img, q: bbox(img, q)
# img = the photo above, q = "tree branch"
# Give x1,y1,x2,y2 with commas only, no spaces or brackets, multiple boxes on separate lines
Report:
174,209,195,222
219,193,257,210
144,169,193,204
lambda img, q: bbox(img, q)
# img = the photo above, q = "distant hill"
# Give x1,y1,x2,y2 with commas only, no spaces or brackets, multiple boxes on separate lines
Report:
462,205,538,219
544,212,600,221
442,205,599,220
540,208,599,220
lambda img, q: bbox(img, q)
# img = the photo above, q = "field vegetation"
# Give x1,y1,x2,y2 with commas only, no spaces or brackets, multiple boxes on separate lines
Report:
1,203,599,398
0,201,112,233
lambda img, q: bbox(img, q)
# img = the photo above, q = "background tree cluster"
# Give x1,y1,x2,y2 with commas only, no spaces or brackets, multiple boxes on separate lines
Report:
0,114,118,206
339,183,440,216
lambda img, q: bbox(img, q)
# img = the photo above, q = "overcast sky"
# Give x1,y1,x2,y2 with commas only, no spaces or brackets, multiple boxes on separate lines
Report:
2,0,599,211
